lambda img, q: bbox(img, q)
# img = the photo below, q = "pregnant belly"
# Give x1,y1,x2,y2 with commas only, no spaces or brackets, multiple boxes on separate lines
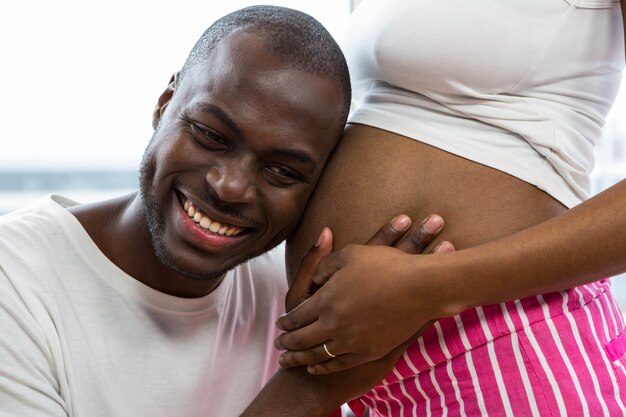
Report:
286,123,566,282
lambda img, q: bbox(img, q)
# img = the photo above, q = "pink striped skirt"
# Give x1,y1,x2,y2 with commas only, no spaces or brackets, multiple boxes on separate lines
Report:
353,280,626,416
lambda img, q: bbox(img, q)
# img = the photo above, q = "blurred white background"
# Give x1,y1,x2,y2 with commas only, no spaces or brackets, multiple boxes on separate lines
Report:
0,0,350,171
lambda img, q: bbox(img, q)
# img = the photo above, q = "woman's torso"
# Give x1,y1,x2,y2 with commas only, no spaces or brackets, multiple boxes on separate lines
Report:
285,1,625,414
286,0,623,276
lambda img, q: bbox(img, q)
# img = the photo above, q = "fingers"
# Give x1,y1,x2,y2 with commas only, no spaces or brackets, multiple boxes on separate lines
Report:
364,213,446,254
278,338,340,368
294,228,333,290
277,341,363,375
394,214,444,254
284,227,333,312
365,214,412,246
312,214,451,287
306,213,412,287
275,319,325,352
276,280,321,332
433,240,455,253
307,355,361,375
279,321,439,374
311,250,345,287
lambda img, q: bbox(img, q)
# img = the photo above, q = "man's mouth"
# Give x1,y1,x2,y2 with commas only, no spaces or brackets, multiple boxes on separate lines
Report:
177,192,246,237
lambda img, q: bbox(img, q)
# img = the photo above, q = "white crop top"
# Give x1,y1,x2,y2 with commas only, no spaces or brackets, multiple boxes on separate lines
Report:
344,0,624,207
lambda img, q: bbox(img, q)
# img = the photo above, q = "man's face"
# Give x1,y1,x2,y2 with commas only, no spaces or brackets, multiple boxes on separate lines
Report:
140,30,344,281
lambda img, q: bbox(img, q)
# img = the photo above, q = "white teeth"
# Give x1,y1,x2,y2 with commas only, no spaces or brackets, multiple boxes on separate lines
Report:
199,217,211,229
181,195,244,236
225,228,243,237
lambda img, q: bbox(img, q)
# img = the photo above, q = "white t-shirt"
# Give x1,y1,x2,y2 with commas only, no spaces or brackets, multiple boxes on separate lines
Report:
0,195,287,417
345,0,624,207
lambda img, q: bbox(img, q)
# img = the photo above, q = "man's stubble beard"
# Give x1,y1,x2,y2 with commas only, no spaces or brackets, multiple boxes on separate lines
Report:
138,137,231,282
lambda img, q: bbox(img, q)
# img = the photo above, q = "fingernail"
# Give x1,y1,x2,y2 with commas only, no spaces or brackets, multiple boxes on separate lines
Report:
423,215,444,234
314,228,326,247
275,318,285,331
273,336,282,348
392,214,411,231
433,241,450,253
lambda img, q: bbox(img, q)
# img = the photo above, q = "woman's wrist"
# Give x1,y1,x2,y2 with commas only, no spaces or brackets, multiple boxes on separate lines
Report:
403,252,471,320
405,246,509,321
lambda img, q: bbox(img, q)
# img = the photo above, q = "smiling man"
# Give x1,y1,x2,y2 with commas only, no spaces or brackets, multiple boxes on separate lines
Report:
124,23,349,298
0,6,350,417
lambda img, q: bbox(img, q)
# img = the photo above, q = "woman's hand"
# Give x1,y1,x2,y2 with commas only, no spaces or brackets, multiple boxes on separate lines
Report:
274,214,454,374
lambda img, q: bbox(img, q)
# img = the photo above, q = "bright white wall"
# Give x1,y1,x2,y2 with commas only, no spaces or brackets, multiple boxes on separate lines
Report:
0,0,350,171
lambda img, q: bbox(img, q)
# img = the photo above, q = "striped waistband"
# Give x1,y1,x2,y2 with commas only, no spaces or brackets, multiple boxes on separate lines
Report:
383,280,615,384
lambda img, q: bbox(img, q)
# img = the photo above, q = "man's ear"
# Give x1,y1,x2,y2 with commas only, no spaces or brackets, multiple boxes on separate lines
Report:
152,72,180,130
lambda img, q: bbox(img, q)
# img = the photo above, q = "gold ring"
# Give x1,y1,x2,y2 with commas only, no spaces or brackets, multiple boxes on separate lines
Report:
323,342,336,358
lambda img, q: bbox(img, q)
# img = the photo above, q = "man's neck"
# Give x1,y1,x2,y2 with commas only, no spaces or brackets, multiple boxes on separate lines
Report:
69,192,226,298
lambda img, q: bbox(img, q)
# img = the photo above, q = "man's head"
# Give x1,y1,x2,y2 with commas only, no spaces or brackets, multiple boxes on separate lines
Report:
139,6,350,282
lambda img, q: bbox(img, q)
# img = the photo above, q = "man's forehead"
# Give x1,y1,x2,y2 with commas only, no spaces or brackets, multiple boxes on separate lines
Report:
174,29,344,158
207,29,281,72
180,36,343,125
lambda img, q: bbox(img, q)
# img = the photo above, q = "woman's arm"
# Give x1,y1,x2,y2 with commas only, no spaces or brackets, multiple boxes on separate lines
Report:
277,178,626,374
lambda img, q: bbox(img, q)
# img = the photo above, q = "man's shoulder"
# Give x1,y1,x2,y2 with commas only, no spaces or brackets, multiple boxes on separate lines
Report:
0,194,76,245
0,195,83,279
0,193,77,223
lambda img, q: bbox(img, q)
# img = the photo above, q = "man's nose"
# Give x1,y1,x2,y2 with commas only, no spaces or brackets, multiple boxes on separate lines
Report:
204,160,257,204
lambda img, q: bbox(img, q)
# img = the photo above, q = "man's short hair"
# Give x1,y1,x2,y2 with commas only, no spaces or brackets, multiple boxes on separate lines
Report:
180,5,351,129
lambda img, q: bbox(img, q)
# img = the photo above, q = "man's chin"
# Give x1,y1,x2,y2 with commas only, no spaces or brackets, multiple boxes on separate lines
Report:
153,242,240,282
172,265,228,282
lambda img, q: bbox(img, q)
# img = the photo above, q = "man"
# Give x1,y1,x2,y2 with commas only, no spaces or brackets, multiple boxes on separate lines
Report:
0,6,351,417
0,6,444,417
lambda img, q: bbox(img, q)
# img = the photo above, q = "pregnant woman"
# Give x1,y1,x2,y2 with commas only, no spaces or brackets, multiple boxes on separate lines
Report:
278,0,626,415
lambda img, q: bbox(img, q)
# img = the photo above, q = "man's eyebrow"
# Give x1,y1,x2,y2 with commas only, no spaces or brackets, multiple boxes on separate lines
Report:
193,103,243,137
269,147,315,167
